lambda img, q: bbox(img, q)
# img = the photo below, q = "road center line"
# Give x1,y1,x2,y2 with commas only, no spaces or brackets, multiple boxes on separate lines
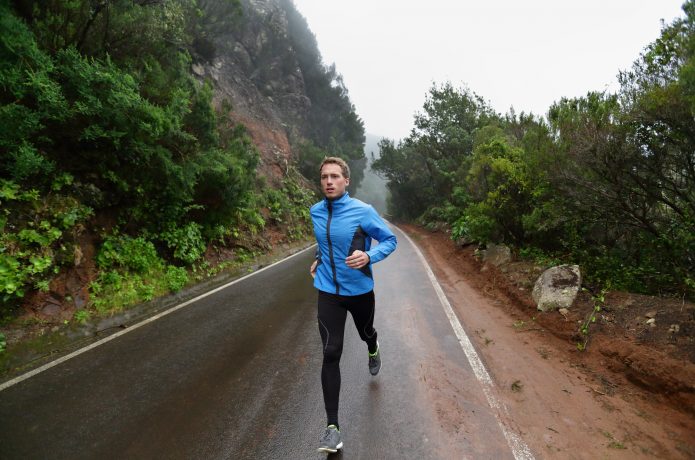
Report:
397,227,535,460
0,244,316,392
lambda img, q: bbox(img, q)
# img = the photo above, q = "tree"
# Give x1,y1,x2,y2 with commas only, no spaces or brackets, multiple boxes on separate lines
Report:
544,0,695,291
373,83,496,219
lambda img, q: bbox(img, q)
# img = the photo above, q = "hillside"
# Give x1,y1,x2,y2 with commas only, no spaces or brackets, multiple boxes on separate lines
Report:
0,0,364,365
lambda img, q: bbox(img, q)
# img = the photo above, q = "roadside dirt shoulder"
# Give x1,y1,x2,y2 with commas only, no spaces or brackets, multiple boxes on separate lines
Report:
400,224,695,459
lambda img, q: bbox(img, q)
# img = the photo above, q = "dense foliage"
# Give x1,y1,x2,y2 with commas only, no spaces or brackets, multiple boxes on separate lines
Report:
1,0,346,319
374,2,695,296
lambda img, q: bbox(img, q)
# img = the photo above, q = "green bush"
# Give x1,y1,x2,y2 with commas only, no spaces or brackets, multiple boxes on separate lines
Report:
2,3,260,236
0,178,92,307
518,247,561,267
165,265,189,292
96,235,162,273
160,223,206,265
259,168,315,241
73,309,90,325
0,255,25,301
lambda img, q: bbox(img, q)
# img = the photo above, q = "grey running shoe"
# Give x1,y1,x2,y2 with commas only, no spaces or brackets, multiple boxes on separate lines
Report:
318,425,343,453
368,341,381,376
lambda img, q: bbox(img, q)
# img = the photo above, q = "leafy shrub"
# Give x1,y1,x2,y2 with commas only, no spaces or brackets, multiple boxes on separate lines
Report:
451,205,496,243
165,265,188,292
0,255,25,302
160,223,206,265
238,207,266,237
73,310,90,325
518,247,561,267
138,282,155,302
96,235,162,273
0,178,91,307
259,168,315,241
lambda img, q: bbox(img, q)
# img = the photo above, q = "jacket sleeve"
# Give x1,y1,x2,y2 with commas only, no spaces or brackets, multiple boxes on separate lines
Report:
362,206,397,264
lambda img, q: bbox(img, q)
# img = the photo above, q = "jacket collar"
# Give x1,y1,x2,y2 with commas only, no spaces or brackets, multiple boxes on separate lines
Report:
325,192,350,209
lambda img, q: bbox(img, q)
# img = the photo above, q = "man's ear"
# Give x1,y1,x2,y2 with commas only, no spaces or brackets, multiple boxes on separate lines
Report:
345,177,350,186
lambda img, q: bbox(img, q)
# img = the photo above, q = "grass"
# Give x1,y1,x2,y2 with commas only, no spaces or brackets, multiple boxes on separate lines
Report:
601,430,627,450
73,310,90,325
474,328,494,345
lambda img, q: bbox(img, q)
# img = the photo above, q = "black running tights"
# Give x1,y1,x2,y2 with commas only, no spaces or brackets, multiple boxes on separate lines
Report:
317,290,378,428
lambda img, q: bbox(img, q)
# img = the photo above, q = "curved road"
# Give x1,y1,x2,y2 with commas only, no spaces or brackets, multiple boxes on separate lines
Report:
0,226,530,459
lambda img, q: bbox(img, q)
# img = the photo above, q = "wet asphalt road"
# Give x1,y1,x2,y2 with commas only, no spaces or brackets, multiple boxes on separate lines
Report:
0,226,518,459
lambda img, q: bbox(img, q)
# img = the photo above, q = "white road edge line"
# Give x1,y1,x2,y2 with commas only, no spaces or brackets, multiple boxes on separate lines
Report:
0,244,316,393
397,227,535,460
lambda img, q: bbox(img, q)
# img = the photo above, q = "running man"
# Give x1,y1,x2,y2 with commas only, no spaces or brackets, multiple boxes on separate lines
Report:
309,156,398,453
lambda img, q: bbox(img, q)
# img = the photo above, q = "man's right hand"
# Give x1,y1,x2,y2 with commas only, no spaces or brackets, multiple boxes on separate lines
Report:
310,260,317,278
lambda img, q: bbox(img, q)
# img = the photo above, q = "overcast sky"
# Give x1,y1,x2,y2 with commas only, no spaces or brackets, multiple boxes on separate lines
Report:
291,0,686,141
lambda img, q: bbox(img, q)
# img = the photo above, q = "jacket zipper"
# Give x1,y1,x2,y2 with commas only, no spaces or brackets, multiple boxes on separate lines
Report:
326,201,340,295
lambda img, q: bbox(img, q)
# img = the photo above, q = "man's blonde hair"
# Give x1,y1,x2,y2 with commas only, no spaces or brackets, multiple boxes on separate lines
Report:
319,156,350,179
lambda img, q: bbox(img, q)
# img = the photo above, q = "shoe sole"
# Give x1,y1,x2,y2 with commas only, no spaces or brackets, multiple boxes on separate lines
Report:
317,441,343,453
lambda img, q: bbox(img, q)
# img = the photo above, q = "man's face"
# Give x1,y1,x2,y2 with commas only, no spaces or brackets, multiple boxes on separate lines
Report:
320,163,349,200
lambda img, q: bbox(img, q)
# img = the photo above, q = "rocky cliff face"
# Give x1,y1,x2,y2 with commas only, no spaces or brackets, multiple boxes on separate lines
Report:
193,0,312,182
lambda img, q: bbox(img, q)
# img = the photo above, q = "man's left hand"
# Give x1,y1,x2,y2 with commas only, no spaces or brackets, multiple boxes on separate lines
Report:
346,250,370,269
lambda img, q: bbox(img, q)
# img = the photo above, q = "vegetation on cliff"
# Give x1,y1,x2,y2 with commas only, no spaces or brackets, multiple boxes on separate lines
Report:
374,1,695,297
282,0,366,191
0,0,364,330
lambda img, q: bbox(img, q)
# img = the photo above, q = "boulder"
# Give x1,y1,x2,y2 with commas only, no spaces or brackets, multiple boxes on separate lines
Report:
191,63,205,77
532,265,581,312
41,302,61,318
481,244,512,267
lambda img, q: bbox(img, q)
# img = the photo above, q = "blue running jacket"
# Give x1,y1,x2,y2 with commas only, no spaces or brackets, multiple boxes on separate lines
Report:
311,192,397,296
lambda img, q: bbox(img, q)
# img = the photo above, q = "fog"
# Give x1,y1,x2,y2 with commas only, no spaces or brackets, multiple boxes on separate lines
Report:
293,0,686,141
354,134,388,216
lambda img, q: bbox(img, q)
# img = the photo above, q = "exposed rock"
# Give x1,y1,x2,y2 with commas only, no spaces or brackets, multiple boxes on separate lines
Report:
481,244,512,267
455,237,474,248
41,303,62,317
74,245,83,266
533,265,582,312
646,318,656,327
645,310,657,319
73,288,89,309
205,0,312,174
191,63,205,77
